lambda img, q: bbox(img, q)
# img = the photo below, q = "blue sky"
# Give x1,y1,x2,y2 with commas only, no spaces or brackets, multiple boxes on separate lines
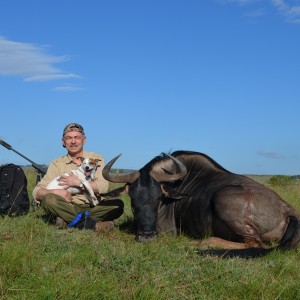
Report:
0,0,299,175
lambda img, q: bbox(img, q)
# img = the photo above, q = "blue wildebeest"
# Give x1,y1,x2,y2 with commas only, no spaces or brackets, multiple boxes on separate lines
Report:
102,151,300,258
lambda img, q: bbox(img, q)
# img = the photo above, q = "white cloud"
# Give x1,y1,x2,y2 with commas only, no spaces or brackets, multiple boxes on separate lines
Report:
272,0,300,23
217,0,300,23
216,0,258,5
25,74,80,82
0,36,80,82
52,84,85,92
272,0,288,11
257,150,285,159
245,8,265,17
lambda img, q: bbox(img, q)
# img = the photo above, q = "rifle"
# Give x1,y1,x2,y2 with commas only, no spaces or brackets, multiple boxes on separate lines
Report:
0,139,47,180
0,139,47,209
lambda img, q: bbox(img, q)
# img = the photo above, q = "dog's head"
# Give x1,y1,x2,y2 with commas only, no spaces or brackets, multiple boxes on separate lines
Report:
79,157,100,180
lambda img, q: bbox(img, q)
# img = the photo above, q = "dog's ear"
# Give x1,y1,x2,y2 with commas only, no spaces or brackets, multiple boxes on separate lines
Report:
78,157,85,162
91,158,100,165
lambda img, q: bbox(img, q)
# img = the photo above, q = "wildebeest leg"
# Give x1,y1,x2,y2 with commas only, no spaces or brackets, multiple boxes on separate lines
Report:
197,237,249,249
212,215,241,241
210,186,271,249
196,235,267,250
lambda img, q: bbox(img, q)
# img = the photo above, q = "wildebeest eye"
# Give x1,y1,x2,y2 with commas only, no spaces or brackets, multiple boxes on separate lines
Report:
161,184,187,200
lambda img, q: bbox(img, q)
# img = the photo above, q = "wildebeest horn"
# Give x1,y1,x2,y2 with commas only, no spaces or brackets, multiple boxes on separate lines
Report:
102,154,140,183
150,154,187,182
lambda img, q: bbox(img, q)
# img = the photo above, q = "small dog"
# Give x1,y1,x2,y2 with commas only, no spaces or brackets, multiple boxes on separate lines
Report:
46,157,100,207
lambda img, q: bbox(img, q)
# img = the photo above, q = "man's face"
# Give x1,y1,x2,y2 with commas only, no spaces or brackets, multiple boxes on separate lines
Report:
62,131,86,155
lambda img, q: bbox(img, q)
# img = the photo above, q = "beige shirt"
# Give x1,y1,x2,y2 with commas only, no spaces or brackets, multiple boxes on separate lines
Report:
32,150,109,205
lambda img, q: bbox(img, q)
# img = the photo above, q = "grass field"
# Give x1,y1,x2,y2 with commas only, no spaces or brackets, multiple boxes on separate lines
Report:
0,171,300,299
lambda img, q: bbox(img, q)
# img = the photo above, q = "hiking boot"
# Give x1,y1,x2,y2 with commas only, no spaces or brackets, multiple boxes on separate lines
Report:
56,217,67,229
95,221,114,233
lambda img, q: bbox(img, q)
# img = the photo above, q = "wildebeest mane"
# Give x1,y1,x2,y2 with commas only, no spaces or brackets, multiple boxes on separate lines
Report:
171,150,230,174
140,151,229,178
161,151,233,239
142,153,169,172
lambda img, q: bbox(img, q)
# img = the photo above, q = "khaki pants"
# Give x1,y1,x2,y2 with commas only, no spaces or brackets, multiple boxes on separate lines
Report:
41,193,124,223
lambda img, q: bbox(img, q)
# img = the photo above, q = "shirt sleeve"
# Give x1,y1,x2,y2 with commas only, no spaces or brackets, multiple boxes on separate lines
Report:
92,154,109,194
32,160,62,199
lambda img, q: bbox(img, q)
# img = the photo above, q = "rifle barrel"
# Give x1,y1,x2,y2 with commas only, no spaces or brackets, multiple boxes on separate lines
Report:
0,139,47,175
0,139,12,150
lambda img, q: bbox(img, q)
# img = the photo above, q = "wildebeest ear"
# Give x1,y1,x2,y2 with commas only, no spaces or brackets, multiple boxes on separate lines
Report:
100,184,128,199
160,184,186,200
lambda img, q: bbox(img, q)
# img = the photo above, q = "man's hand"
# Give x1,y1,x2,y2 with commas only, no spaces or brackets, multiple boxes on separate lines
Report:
52,189,73,203
59,173,81,189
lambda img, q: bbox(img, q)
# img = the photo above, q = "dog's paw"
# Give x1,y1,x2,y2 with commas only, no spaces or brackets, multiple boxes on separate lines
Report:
92,198,99,206
87,197,98,207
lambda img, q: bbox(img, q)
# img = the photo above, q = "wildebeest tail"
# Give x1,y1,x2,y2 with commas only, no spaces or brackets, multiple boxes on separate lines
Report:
195,216,299,259
277,215,299,250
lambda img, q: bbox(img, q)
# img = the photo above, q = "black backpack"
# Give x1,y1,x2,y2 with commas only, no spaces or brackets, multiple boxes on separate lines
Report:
0,164,30,217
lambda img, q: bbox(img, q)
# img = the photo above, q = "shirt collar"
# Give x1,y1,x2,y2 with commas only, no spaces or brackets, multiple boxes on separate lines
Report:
64,150,88,165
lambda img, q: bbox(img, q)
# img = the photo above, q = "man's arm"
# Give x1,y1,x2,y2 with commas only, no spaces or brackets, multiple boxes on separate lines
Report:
32,161,73,202
34,186,73,203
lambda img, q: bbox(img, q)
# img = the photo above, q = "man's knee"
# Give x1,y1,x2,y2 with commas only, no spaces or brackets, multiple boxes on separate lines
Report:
100,199,124,210
109,199,124,217
42,193,61,208
113,199,124,211
112,199,124,213
99,199,124,220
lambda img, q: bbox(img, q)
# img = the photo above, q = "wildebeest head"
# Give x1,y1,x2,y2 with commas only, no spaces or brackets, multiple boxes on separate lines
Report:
102,153,187,242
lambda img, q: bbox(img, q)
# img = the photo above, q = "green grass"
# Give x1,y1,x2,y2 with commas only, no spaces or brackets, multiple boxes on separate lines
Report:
0,172,300,299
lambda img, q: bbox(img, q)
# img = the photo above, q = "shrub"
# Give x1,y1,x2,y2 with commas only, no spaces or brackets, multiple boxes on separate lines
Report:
269,175,292,187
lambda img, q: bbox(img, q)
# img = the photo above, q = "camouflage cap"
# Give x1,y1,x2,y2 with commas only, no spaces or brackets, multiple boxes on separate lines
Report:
63,123,85,136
